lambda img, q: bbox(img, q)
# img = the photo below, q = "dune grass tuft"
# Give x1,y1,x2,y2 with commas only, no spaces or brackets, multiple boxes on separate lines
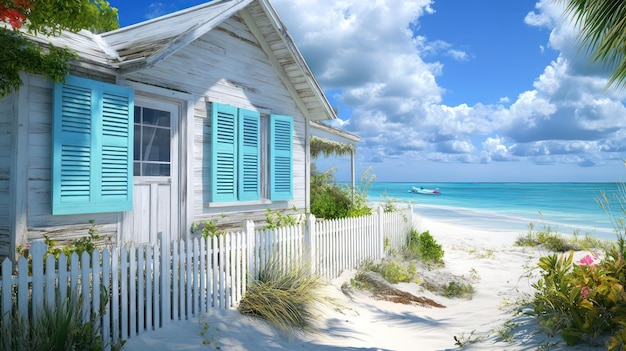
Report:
0,287,120,351
238,256,327,333
515,222,609,252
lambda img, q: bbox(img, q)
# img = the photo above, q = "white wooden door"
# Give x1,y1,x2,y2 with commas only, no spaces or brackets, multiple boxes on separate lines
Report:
121,98,180,245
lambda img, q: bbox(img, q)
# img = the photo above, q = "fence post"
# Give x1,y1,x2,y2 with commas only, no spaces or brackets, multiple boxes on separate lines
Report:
407,203,414,228
378,206,384,259
303,214,316,274
30,241,46,321
245,220,256,279
159,233,170,326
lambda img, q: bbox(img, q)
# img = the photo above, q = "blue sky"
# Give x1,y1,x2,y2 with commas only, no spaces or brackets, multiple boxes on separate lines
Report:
108,0,626,182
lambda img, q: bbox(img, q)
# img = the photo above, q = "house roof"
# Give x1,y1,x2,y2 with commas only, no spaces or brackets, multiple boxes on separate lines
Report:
99,0,337,122
18,0,338,122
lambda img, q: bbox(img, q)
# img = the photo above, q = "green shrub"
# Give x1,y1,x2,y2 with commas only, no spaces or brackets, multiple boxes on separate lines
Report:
310,191,350,219
238,257,326,333
531,249,626,347
309,164,373,219
405,229,444,264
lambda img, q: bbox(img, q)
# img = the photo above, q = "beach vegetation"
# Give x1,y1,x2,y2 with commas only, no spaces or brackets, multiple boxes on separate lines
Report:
530,248,626,347
515,222,608,252
527,176,626,348
404,229,445,265
309,165,373,219
0,286,123,351
453,330,484,347
198,316,222,349
360,258,418,284
237,256,327,333
422,279,476,300
493,320,520,343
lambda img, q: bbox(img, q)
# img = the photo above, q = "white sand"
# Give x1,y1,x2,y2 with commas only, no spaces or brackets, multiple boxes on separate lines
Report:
123,217,603,351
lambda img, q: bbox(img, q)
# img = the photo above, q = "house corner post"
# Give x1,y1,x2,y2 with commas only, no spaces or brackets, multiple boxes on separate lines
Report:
378,206,384,259
245,220,256,279
304,214,316,274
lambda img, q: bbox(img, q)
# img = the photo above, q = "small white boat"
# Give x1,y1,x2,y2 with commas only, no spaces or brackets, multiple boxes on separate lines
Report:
409,186,441,195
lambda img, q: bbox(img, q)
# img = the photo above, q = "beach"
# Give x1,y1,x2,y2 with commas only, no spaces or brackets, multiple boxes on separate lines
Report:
123,216,605,351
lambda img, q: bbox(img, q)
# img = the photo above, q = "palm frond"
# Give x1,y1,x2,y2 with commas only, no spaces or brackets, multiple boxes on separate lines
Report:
558,0,626,90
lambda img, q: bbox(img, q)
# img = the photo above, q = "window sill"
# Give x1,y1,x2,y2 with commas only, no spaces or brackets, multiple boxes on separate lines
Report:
205,199,275,208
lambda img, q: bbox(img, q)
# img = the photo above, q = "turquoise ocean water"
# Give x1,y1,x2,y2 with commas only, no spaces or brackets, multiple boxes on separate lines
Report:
360,182,624,241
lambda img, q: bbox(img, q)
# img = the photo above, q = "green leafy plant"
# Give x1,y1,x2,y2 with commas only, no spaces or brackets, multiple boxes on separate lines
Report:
404,229,445,264
16,220,102,272
264,206,302,229
531,249,626,346
191,215,226,238
309,164,373,220
1,0,119,97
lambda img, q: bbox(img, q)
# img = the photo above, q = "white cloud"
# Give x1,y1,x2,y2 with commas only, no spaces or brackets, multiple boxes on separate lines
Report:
271,0,626,180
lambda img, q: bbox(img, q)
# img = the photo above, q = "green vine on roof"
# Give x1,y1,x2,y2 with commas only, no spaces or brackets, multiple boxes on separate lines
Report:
310,135,356,159
0,28,76,97
0,0,119,97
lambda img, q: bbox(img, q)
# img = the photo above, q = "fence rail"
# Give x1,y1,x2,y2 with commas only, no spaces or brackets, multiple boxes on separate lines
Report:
0,206,413,349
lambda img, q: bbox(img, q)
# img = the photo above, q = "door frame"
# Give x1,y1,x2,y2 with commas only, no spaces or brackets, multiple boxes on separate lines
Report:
119,85,193,245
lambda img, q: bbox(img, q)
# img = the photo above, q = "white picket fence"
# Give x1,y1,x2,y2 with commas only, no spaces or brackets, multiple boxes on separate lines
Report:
0,206,413,349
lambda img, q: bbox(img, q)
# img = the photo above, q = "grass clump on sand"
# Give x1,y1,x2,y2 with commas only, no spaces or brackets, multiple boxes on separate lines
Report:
238,257,327,333
357,258,418,284
421,279,476,299
404,228,445,266
0,287,122,351
515,222,608,252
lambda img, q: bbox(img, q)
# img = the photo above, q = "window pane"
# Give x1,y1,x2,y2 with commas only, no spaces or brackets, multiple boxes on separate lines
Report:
134,106,141,124
141,126,170,162
133,162,141,176
134,125,141,161
142,108,170,127
142,163,170,176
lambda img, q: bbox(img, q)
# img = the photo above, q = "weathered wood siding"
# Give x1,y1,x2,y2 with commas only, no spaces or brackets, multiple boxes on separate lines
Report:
22,76,119,244
125,15,308,227
0,92,13,258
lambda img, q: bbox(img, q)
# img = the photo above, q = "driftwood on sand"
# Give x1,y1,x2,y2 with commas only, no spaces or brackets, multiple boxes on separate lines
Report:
344,271,446,308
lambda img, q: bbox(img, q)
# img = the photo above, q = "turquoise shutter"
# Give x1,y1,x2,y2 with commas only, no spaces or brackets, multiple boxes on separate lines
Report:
269,115,293,201
238,108,260,201
52,75,134,215
210,102,238,202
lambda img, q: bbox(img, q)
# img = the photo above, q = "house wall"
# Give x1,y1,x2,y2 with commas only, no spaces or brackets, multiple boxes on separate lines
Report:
0,92,13,259
126,15,308,229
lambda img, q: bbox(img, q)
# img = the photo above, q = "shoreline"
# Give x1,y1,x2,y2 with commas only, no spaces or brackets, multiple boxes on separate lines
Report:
124,215,603,351
407,202,618,241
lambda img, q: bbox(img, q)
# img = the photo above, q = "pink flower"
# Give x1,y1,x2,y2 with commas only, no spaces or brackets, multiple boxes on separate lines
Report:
581,285,590,299
578,254,595,266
